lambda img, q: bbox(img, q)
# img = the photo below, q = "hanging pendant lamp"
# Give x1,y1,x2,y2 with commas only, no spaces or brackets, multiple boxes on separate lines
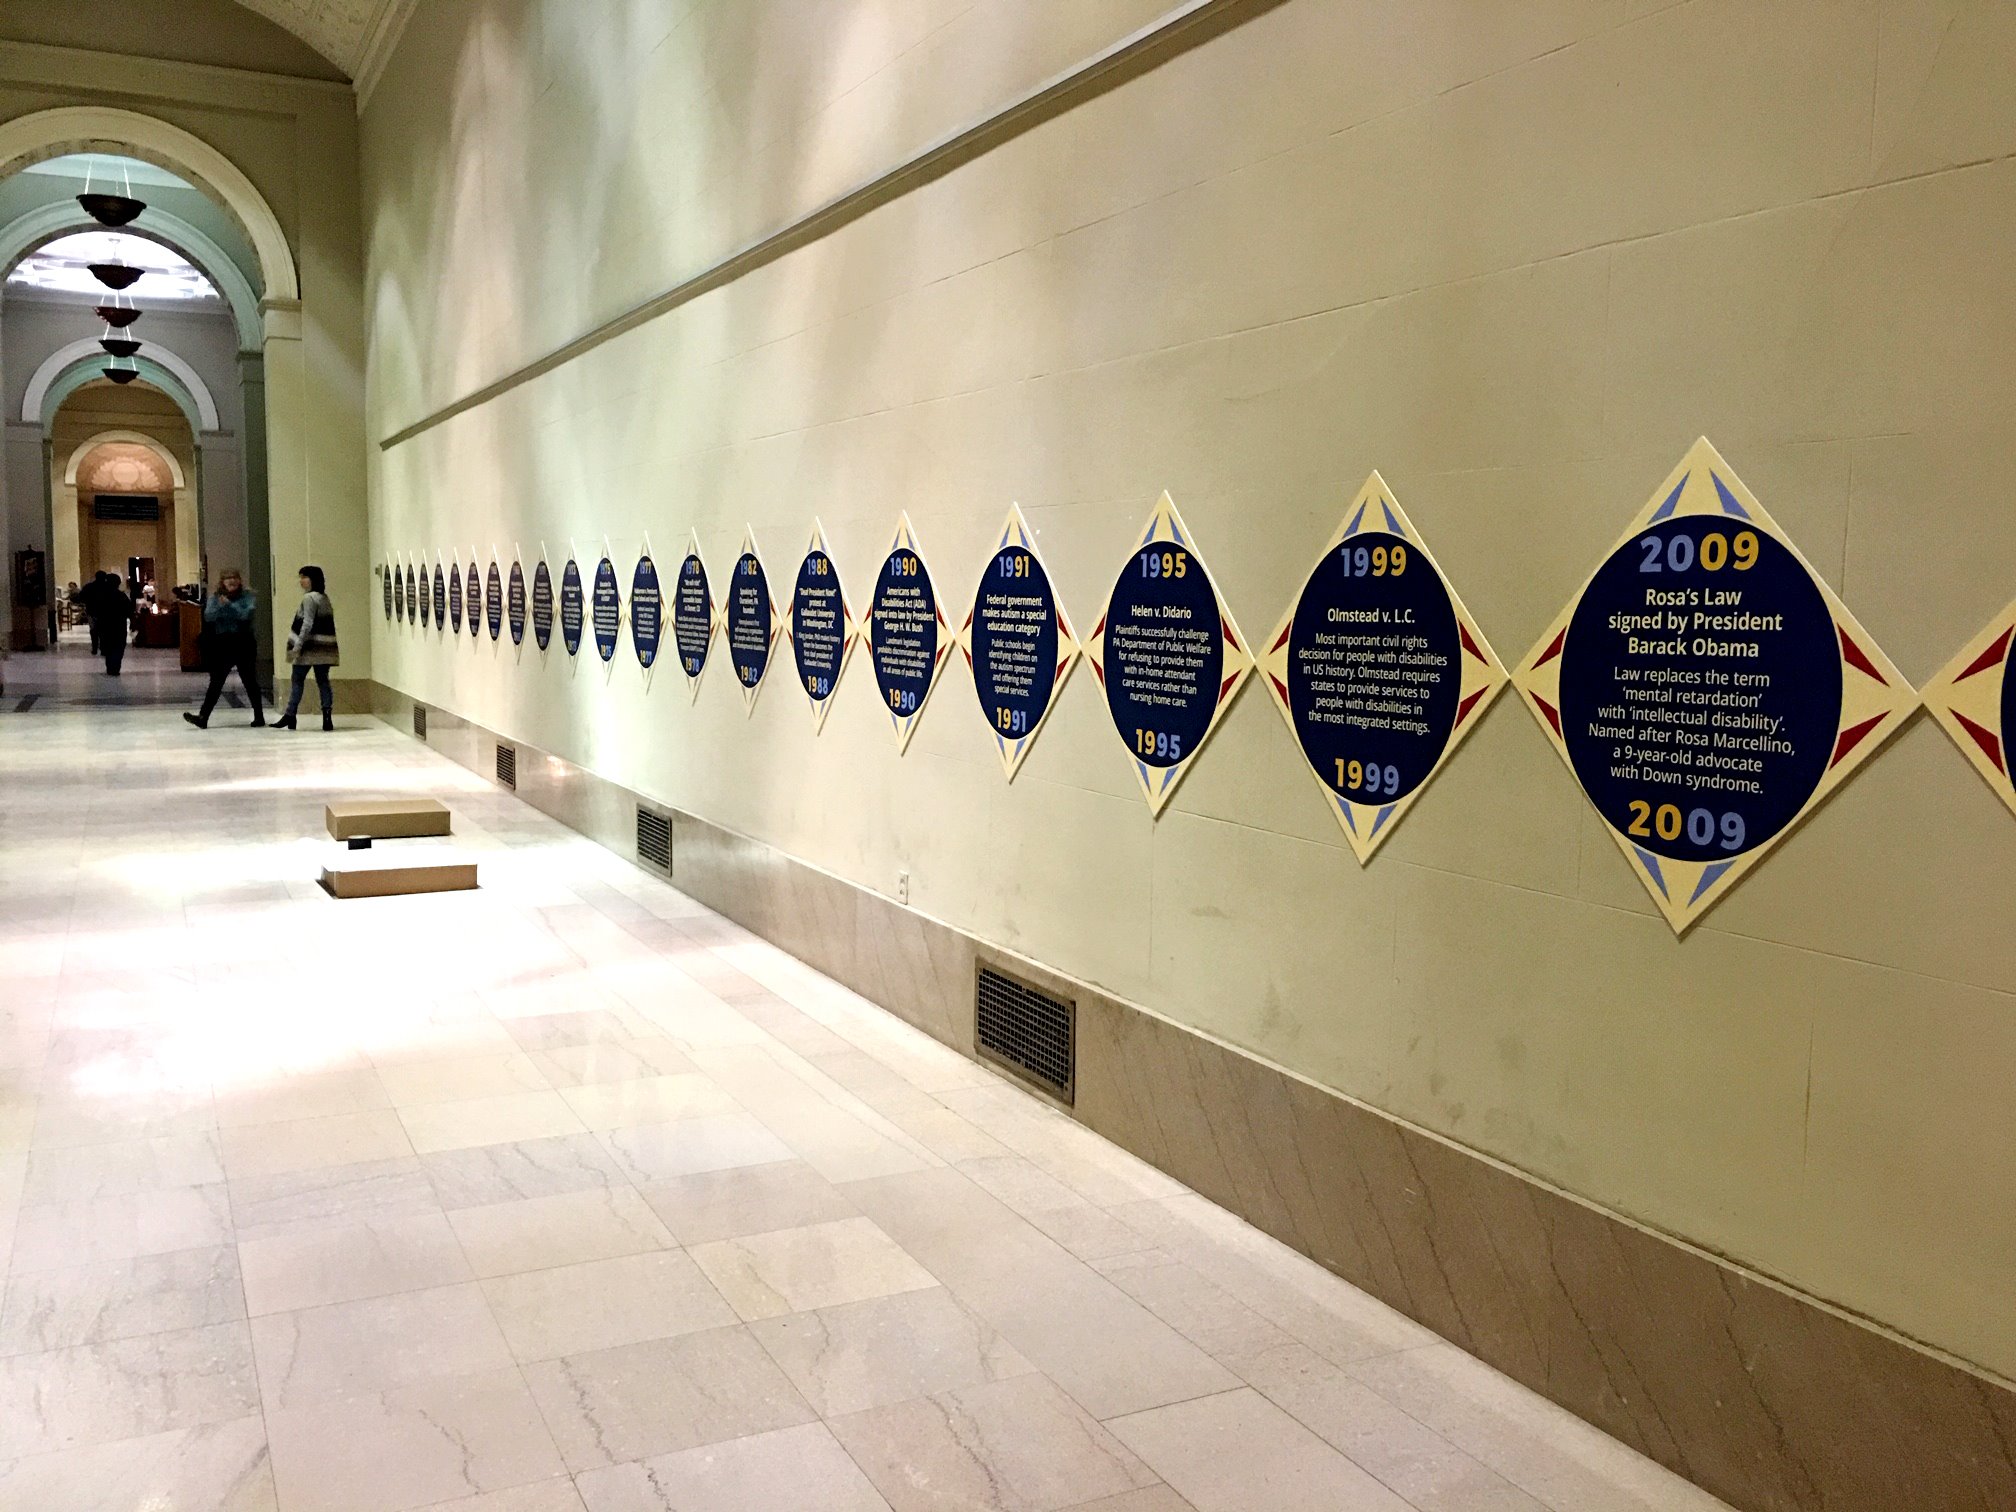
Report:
77,161,145,228
104,364,139,385
88,262,143,291
96,305,141,328
99,335,141,359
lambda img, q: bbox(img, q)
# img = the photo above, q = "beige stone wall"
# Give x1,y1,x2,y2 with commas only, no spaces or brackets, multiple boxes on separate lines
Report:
362,0,2016,1380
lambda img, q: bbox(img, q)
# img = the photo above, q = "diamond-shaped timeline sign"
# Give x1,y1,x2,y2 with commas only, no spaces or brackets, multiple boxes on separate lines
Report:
725,527,780,713
1085,492,1252,816
670,530,716,700
789,519,854,733
1261,472,1506,862
958,504,1079,780
1922,598,2016,820
1514,438,1915,933
865,513,951,753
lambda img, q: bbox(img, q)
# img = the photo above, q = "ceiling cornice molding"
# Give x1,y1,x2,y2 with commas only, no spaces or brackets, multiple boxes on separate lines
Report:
351,0,417,111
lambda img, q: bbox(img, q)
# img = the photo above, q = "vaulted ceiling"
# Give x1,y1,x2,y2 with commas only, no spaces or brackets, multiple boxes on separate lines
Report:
229,0,409,81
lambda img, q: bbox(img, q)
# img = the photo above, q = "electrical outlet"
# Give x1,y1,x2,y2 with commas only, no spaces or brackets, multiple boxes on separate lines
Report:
896,870,910,905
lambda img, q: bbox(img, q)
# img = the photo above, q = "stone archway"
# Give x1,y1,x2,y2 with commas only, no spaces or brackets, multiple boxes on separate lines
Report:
0,106,305,659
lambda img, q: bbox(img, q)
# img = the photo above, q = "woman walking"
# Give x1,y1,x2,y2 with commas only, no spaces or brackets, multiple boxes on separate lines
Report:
276,565,340,730
183,570,263,728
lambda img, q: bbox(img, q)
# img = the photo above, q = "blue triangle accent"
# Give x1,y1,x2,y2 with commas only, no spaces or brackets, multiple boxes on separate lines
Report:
1137,759,1151,789
1689,860,1734,904
1650,475,1688,522
1710,474,1751,520
1166,515,1189,549
1338,796,1357,832
999,523,1014,550
1344,503,1366,537
1635,847,1669,897
1371,803,1397,837
1381,500,1400,533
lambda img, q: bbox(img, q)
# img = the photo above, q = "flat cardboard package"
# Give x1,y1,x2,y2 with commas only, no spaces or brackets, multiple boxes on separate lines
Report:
326,798,451,840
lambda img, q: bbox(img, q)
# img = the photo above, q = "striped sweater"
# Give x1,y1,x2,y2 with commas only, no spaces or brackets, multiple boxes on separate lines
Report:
287,590,341,666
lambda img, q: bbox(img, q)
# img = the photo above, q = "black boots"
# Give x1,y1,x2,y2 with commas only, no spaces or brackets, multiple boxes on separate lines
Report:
322,712,334,732
183,712,207,730
274,713,297,730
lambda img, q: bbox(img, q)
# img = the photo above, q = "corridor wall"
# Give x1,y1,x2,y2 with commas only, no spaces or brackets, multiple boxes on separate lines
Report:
361,0,2016,1462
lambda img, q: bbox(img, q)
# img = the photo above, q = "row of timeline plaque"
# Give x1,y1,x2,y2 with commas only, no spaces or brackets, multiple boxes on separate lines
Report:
378,440,2016,933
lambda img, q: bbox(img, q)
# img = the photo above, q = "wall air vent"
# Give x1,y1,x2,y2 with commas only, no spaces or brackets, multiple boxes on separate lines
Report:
412,704,427,740
494,743,517,790
636,806,671,874
975,965,1074,1105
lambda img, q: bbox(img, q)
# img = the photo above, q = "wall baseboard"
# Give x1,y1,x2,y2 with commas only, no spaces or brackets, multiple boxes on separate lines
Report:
374,681,2016,1512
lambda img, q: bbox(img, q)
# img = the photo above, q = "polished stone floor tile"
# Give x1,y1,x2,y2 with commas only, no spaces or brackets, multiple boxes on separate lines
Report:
574,1420,892,1512
0,1414,277,1512
0,1243,244,1355
1107,1387,1414,1512
690,1215,940,1321
481,1248,736,1361
250,1282,514,1409
0,673,1729,1512
830,1372,1163,1512
639,1157,858,1244
522,1324,816,1471
749,1284,1036,1417
238,1212,473,1314
422,1133,629,1209
0,1319,260,1459
447,1186,674,1277
397,1090,587,1156
265,1366,565,1512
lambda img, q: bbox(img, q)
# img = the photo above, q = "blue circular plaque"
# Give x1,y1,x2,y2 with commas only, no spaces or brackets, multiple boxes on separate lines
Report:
630,555,663,668
466,561,482,639
1102,540,1220,767
792,549,844,704
533,561,555,651
1285,531,1460,806
727,552,772,690
390,566,402,621
431,565,446,629
1559,516,1840,862
486,562,504,641
871,547,938,720
592,557,621,663
673,553,712,677
448,564,464,634
382,566,393,620
560,559,584,656
508,562,527,646
404,565,416,625
971,545,1060,744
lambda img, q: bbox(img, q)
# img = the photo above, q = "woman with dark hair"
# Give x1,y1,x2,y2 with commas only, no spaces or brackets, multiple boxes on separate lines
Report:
275,564,340,730
184,569,263,728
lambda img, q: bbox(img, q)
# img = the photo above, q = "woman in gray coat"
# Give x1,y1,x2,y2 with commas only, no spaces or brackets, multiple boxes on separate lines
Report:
276,564,340,730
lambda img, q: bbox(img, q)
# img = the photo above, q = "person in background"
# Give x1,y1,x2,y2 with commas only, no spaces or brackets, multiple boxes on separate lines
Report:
77,574,103,653
183,569,263,729
275,564,340,731
90,571,133,675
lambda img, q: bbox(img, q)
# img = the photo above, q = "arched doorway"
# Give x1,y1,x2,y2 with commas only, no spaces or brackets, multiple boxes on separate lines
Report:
0,106,302,666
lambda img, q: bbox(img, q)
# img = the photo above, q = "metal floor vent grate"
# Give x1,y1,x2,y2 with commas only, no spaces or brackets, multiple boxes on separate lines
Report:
976,965,1074,1104
494,743,517,789
412,704,427,740
636,807,672,874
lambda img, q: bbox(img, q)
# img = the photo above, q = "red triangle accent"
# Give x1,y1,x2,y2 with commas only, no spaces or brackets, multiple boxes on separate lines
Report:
1090,615,1106,640
961,648,973,670
1838,627,1887,685
1953,710,2006,774
1955,627,2014,683
1532,628,1566,670
961,610,974,632
1830,713,1887,768
1270,622,1293,654
1455,688,1485,726
1218,672,1239,702
1056,610,1069,636
1533,695,1562,738
1090,661,1106,687
1459,624,1486,663
1269,674,1290,705
1222,614,1240,649
1056,658,1070,679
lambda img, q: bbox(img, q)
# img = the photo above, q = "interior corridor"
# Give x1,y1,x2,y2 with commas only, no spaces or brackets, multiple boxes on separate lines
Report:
0,700,1729,1512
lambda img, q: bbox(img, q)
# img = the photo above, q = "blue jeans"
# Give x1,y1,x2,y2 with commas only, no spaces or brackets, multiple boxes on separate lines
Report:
285,663,332,716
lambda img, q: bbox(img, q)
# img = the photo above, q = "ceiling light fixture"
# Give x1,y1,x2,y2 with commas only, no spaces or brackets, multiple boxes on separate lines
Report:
77,160,145,228
96,304,141,328
88,262,143,291
99,335,141,358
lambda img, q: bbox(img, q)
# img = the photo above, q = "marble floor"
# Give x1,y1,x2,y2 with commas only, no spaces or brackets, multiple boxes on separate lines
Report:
0,643,1732,1512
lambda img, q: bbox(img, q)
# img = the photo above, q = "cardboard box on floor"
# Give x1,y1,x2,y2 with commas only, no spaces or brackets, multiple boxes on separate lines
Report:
319,846,477,898
326,798,451,840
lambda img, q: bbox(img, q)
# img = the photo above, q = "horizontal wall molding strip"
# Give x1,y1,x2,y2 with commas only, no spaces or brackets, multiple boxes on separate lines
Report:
373,682,2016,1512
377,0,1289,451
